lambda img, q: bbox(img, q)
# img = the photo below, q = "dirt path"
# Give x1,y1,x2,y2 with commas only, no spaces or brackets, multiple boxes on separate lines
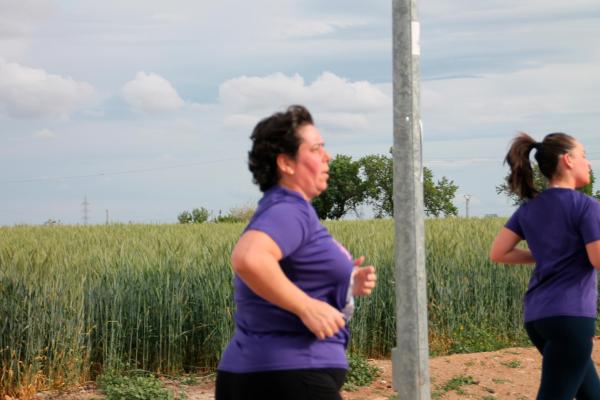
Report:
346,337,600,400
37,338,600,400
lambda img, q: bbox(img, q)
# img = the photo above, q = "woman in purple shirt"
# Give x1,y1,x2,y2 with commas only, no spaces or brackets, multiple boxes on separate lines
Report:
490,132,600,399
215,105,377,400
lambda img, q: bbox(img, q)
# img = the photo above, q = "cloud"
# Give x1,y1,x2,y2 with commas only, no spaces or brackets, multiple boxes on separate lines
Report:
0,0,54,39
122,71,184,113
422,62,600,138
426,158,499,169
223,114,261,130
218,72,390,132
0,0,55,59
0,60,95,119
423,0,598,23
276,17,371,39
219,71,389,113
318,113,369,131
34,128,55,139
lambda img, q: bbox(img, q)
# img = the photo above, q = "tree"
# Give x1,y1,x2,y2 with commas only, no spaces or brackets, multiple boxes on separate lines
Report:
214,205,255,223
313,152,459,219
177,210,192,224
312,155,366,219
423,167,459,217
496,164,600,204
359,153,458,218
191,207,209,223
359,154,393,218
581,169,600,199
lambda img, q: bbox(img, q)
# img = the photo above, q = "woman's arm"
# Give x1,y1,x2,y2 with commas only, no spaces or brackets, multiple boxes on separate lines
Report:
585,240,600,270
231,230,345,339
490,227,535,264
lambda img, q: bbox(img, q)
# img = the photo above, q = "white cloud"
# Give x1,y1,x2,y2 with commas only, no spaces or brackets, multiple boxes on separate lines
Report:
223,114,261,130
423,62,600,137
318,113,369,131
277,17,370,39
0,60,95,119
426,158,498,169
219,71,389,113
122,71,184,113
149,13,189,25
0,0,55,59
34,128,55,139
217,72,390,133
0,0,54,38
424,0,597,22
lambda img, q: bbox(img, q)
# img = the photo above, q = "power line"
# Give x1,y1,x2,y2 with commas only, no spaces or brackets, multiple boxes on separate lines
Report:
3,151,600,185
0,157,241,184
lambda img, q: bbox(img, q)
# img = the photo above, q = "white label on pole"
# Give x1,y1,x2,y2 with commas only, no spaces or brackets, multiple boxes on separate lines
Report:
419,119,424,184
411,21,420,56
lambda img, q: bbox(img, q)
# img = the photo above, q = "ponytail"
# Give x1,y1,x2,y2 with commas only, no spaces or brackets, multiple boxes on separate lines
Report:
505,132,538,200
504,132,575,201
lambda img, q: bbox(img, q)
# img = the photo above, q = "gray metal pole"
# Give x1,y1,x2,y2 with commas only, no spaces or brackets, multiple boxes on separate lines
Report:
464,195,472,218
391,0,431,398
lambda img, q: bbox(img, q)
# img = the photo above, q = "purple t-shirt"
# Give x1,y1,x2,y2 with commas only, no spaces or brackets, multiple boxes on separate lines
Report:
217,186,354,373
505,188,600,322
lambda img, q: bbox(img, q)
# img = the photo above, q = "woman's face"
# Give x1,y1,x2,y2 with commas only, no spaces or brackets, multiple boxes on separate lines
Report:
568,141,591,188
283,124,332,200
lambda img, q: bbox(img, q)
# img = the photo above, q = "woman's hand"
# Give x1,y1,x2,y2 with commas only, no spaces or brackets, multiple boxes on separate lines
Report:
352,256,377,296
298,298,346,340
232,230,346,340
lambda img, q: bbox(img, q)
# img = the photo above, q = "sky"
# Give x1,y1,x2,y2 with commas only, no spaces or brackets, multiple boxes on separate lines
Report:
1,0,600,225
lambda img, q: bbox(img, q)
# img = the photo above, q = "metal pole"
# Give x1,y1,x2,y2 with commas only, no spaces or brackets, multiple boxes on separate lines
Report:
464,195,472,218
391,0,431,398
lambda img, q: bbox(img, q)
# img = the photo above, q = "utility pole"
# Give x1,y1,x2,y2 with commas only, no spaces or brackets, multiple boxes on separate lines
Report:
105,209,109,225
464,194,472,218
82,195,90,225
392,0,431,398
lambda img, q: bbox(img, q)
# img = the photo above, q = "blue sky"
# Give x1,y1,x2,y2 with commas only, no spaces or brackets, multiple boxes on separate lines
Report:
1,0,600,225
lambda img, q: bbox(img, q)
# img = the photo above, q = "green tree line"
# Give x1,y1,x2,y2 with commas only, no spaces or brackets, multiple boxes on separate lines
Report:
312,153,459,220
177,206,254,224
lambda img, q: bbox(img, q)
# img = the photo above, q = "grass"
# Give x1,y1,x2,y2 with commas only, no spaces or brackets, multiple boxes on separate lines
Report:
0,217,567,395
343,353,380,391
432,374,477,397
501,360,522,369
97,370,186,400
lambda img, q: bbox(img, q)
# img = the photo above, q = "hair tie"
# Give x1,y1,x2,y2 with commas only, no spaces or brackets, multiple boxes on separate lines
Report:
532,142,541,150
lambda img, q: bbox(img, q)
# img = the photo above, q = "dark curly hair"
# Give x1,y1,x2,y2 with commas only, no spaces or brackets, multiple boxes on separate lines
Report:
248,105,314,192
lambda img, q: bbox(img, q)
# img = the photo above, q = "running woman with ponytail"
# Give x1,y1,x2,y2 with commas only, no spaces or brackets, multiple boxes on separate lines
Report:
490,132,600,399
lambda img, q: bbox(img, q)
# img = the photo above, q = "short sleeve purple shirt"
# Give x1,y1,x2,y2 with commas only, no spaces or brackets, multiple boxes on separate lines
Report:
505,188,600,322
217,186,354,373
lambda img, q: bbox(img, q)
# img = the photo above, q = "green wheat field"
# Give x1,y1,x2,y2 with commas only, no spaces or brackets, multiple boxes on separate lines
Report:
0,217,572,395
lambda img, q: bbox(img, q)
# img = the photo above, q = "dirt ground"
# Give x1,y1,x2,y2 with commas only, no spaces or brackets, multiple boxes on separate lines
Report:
34,338,600,400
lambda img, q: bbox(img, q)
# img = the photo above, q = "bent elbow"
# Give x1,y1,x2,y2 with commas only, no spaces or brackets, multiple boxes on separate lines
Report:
590,259,600,270
231,251,247,275
489,249,502,264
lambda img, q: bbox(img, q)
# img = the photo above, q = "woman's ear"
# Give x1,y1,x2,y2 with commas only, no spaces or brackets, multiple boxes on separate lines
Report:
561,153,574,169
276,154,295,176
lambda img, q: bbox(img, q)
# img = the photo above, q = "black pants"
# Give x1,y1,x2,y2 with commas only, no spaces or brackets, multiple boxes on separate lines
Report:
525,316,600,400
215,368,347,400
